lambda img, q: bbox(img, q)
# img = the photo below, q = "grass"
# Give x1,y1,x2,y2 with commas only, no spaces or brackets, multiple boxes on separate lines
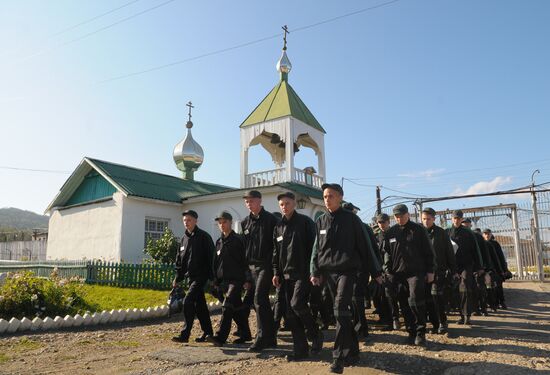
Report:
80,284,218,312
81,285,169,311
0,353,8,363
14,338,42,351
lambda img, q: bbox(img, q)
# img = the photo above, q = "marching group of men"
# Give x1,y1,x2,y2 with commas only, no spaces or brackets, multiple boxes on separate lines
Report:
171,183,510,374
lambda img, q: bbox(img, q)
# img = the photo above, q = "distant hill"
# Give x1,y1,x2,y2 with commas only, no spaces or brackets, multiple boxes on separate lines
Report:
0,207,49,230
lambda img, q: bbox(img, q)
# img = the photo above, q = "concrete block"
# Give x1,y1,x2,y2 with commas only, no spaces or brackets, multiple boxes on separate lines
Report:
7,318,20,333
62,315,74,328
73,314,84,327
19,317,32,332
158,305,169,317
91,312,101,325
0,319,8,333
100,310,110,324
116,309,126,322
109,309,119,323
54,316,64,328
82,313,93,326
42,317,55,330
30,317,43,331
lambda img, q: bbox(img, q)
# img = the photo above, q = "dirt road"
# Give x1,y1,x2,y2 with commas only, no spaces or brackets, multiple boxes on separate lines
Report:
1,281,548,375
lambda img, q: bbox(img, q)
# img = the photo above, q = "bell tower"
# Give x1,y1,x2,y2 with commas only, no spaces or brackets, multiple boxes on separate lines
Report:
239,26,326,189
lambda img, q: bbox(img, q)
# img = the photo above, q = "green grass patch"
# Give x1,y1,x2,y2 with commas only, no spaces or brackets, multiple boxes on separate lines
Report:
80,284,217,312
14,338,41,352
109,340,141,348
81,285,168,311
0,353,9,363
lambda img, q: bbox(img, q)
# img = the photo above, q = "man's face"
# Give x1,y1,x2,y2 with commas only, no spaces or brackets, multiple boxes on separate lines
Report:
452,217,462,228
278,197,296,218
377,220,390,232
244,197,262,214
183,215,197,232
422,213,435,229
395,213,409,226
217,218,232,234
483,232,491,241
323,188,342,212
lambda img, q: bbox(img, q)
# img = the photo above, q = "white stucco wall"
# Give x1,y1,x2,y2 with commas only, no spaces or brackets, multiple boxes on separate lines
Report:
119,196,184,263
46,193,124,261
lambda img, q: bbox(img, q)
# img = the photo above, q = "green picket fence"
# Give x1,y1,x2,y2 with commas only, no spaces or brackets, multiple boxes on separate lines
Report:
0,260,88,279
85,261,176,290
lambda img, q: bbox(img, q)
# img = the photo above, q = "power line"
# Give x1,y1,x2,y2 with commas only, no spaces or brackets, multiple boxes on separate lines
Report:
51,0,142,37
13,0,178,64
0,166,71,174
98,0,402,84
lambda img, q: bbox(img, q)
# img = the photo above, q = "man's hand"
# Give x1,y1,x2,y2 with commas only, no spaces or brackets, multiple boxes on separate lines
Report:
244,281,252,291
272,276,280,288
172,279,178,288
375,275,383,285
426,273,434,284
310,276,320,286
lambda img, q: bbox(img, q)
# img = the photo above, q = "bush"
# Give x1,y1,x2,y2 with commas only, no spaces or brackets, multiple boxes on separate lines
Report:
0,270,96,320
143,227,178,264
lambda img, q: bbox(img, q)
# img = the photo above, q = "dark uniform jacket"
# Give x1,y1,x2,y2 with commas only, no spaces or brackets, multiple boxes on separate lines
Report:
241,207,278,268
489,239,508,272
272,211,316,280
486,241,504,274
426,224,457,274
446,226,482,272
363,223,382,274
214,230,248,283
175,226,215,282
473,231,491,270
383,220,436,275
310,208,377,277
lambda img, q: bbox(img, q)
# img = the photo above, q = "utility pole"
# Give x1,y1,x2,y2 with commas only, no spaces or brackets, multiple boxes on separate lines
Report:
530,170,544,281
376,186,382,215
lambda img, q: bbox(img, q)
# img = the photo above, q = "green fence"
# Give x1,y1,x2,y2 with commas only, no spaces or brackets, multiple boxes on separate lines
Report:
0,260,88,279
85,261,176,290
0,260,176,290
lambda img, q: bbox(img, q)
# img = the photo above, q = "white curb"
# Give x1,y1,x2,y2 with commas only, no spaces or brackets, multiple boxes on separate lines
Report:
31,317,42,331
0,319,8,334
7,318,20,333
19,317,32,332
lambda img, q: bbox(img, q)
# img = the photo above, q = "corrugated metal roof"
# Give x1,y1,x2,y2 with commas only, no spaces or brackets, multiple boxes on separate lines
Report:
240,80,326,133
87,158,233,203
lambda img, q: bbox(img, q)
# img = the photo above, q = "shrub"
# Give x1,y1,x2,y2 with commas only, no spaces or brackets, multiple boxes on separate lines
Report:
0,270,96,320
143,227,179,264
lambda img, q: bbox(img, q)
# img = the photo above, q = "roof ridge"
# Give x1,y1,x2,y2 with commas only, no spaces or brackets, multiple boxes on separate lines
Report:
85,157,230,189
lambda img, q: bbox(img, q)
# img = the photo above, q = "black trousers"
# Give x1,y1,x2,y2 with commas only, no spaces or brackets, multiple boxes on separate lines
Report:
284,278,319,356
371,279,392,325
216,281,251,343
326,272,358,360
180,279,213,339
273,283,286,330
458,267,474,318
250,266,275,344
386,273,427,334
426,272,447,329
310,284,333,327
473,272,489,313
352,272,369,335
494,273,506,305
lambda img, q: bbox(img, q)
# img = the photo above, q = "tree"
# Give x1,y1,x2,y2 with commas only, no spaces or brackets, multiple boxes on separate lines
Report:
143,227,179,264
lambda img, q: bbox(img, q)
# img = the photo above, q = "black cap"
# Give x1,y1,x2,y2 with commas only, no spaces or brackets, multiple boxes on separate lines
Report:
422,207,436,217
473,228,481,233
242,190,262,199
182,209,198,219
214,211,232,222
463,218,472,224
393,204,408,215
342,202,360,211
277,191,295,201
483,228,492,234
452,209,464,218
321,183,344,196
376,213,390,222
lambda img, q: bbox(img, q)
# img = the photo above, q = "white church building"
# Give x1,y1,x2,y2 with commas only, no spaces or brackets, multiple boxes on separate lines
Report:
45,41,329,263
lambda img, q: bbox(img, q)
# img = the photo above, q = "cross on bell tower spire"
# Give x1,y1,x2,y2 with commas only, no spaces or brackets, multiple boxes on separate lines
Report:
277,25,292,81
186,101,194,127
282,25,289,51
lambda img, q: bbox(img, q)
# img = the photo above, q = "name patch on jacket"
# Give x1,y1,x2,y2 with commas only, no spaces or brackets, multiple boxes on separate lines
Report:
244,229,249,235
320,229,327,235
180,246,185,251
389,238,396,243
276,236,283,242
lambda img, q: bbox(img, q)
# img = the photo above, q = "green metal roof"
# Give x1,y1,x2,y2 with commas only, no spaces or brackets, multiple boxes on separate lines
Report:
88,158,232,203
276,182,323,200
240,80,326,133
66,170,117,206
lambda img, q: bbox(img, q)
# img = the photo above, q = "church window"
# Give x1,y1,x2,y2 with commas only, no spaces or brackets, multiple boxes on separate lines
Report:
144,217,170,246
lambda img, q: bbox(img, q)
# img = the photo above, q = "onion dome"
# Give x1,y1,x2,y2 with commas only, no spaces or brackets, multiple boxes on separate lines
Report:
173,101,204,180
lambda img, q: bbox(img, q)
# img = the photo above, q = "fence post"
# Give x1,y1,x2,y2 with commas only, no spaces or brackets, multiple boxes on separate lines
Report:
510,206,524,278
531,189,545,281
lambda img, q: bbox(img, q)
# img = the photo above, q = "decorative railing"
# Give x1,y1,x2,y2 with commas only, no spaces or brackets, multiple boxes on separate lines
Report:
246,167,324,188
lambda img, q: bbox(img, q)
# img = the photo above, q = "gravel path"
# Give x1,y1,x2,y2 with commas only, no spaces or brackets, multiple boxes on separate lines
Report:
1,281,548,375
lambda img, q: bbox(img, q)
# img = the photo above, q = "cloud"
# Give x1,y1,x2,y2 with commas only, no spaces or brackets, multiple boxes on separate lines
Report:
398,168,446,179
453,176,513,196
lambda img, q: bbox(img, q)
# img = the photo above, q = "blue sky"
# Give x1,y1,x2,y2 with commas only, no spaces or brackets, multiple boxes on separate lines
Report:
1,0,549,222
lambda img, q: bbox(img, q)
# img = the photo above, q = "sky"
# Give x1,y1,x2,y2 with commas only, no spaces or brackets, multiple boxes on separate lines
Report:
1,0,550,222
